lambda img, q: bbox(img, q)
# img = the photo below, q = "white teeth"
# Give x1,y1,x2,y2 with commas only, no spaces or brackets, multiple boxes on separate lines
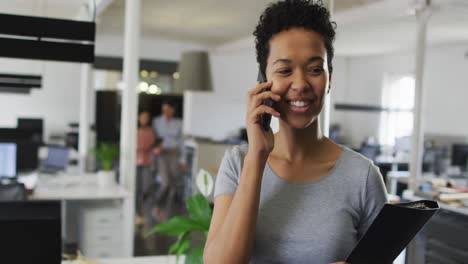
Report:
289,100,309,107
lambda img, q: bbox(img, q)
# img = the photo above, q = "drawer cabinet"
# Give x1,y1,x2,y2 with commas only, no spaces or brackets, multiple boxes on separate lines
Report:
78,201,124,258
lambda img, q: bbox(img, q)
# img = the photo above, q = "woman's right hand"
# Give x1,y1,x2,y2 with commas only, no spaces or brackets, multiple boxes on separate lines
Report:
245,81,281,160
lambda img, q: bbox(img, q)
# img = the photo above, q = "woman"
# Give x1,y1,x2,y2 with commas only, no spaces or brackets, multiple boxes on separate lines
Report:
136,110,156,223
204,1,387,263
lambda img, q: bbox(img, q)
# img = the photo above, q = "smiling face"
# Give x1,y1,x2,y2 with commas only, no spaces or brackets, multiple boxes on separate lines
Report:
265,28,331,129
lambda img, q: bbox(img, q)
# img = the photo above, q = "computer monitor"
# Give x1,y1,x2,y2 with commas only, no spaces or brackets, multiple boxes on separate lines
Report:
17,118,43,143
16,141,39,172
451,144,468,170
0,143,16,178
0,128,39,172
45,145,69,170
0,201,61,263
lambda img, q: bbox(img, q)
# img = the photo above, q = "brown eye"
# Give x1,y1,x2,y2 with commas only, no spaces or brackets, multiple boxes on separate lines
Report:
308,67,324,75
277,69,291,75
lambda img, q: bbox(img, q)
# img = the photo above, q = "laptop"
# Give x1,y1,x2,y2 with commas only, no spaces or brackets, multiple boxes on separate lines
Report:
40,145,69,174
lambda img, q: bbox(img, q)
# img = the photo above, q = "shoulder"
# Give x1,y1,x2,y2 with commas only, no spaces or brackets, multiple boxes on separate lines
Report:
337,146,387,207
340,146,377,170
218,144,248,175
214,144,248,194
228,143,248,157
223,144,248,166
338,146,382,184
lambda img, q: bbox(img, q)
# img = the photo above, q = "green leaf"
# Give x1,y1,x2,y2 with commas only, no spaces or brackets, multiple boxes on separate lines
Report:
145,216,204,237
168,232,190,255
169,241,180,256
185,245,204,264
186,194,212,230
93,143,119,171
176,239,191,263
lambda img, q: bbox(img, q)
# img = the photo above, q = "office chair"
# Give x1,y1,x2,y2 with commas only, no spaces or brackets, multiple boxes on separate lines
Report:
0,182,27,201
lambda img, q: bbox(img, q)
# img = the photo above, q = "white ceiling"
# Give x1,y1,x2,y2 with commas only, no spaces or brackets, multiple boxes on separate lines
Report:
96,0,384,45
98,0,278,44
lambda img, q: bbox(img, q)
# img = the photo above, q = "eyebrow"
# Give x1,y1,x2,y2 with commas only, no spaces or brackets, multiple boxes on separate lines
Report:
272,56,324,65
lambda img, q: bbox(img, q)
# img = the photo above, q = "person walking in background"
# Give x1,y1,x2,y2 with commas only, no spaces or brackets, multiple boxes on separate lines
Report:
152,100,186,220
136,110,156,225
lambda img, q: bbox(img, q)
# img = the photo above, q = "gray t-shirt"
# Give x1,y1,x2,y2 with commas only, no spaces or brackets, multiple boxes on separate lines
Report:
214,144,388,263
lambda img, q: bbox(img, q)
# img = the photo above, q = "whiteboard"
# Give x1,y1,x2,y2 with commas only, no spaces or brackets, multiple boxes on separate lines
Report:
183,91,280,140
183,91,246,140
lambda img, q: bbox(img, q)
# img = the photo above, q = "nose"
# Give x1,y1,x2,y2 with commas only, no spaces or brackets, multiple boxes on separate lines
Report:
290,70,310,93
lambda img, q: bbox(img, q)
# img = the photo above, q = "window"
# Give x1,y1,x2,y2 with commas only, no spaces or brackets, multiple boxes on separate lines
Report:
379,75,415,146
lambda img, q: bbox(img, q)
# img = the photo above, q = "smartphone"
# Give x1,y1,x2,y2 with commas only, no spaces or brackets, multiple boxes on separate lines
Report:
257,70,275,131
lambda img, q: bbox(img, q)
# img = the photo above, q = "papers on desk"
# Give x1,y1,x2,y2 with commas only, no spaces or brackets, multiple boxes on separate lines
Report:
416,187,468,204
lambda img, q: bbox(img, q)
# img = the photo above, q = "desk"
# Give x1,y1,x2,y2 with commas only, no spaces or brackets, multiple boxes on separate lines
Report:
30,174,128,200
403,190,468,217
62,255,184,264
25,173,131,258
403,191,468,263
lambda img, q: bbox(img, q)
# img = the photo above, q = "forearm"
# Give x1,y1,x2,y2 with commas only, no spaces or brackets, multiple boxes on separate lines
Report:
205,154,266,263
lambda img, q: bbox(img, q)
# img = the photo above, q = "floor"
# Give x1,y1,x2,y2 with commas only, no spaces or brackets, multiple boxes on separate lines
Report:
133,170,188,256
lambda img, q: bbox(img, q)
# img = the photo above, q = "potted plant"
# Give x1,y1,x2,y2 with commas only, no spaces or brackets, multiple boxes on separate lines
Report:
146,170,214,264
93,143,119,187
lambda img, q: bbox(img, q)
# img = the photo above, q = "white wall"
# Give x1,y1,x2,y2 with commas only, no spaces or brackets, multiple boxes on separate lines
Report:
208,40,278,136
423,43,468,136
331,52,412,147
0,58,81,141
209,38,258,99
331,42,468,148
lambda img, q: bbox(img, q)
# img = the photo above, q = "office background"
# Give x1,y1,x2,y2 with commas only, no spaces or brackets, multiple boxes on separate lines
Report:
1,0,468,263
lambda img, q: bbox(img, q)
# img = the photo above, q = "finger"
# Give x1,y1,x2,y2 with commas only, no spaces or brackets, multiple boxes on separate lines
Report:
251,91,281,108
247,105,280,123
247,81,273,97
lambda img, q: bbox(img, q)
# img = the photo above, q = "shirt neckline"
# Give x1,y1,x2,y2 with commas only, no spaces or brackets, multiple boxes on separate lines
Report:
265,145,347,186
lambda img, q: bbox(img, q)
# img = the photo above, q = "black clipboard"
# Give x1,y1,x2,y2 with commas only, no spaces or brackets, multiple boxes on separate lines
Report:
346,200,439,264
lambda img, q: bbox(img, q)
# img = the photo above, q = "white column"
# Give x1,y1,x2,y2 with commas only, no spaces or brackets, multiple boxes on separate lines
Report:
410,4,431,190
78,64,93,173
77,1,95,173
120,0,140,256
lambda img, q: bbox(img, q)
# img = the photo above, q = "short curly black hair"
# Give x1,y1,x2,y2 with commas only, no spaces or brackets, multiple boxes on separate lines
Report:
253,0,337,77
